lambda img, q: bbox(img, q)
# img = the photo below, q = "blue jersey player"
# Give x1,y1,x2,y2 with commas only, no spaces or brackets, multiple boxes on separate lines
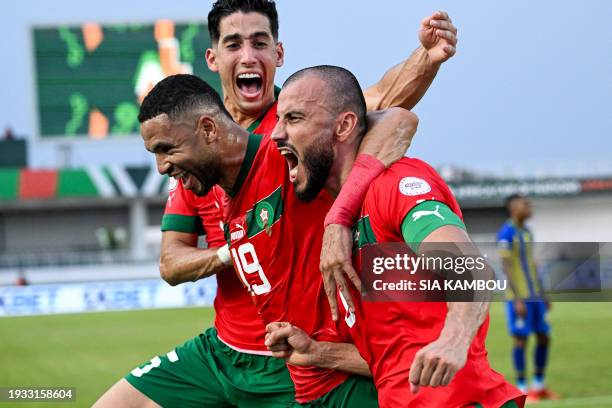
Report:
497,194,559,402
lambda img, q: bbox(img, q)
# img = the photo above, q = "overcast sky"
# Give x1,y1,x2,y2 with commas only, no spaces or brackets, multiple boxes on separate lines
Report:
2,0,611,177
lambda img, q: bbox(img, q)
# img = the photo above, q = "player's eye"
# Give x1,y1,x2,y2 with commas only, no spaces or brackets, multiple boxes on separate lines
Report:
159,144,176,155
254,41,267,48
226,43,240,50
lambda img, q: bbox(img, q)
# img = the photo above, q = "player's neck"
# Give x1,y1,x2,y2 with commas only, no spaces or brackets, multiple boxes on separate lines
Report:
217,123,251,194
511,216,526,228
325,146,359,197
223,93,275,129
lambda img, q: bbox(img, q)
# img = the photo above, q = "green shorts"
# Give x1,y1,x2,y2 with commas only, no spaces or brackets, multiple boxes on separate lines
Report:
293,375,378,407
125,327,295,408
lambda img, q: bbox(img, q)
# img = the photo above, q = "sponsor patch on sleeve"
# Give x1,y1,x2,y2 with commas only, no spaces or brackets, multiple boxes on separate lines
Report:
399,177,431,196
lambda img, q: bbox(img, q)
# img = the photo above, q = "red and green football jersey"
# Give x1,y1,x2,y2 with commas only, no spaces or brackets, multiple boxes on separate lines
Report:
162,181,227,246
159,101,279,353
339,158,523,408
225,133,351,403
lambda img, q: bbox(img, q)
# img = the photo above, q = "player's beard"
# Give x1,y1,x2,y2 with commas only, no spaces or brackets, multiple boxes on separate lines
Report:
296,135,334,202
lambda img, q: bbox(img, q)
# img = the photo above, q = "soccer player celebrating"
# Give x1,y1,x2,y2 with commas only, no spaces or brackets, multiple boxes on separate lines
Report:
93,1,459,408
137,74,417,405
268,66,525,407
497,194,558,402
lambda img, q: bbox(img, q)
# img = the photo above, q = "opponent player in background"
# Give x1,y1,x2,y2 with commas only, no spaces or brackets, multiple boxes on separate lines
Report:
267,66,524,407
497,194,558,402
92,1,459,408
138,74,417,405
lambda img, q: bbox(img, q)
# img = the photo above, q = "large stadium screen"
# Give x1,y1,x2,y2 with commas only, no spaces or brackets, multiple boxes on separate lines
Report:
33,20,221,139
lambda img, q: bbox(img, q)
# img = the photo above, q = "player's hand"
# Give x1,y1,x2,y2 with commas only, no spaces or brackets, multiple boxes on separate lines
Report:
265,322,317,367
513,299,527,317
320,224,362,321
419,11,458,65
408,336,469,393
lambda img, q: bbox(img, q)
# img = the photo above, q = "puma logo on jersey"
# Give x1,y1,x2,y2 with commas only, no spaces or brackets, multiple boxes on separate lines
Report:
230,224,246,242
411,205,444,221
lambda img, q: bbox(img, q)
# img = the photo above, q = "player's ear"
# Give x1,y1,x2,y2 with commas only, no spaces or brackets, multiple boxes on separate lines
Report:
205,48,219,72
275,42,285,67
196,115,218,144
334,111,358,143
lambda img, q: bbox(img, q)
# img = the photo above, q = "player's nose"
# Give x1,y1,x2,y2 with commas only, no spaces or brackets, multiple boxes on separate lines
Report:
271,122,286,142
239,44,257,65
155,155,171,175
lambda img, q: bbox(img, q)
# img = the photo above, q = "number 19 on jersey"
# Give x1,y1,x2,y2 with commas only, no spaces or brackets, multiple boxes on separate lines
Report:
231,243,272,295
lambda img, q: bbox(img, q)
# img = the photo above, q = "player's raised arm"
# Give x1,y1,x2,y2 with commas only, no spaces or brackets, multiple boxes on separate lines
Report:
363,11,458,111
406,225,491,393
265,322,371,378
321,108,419,320
319,12,457,321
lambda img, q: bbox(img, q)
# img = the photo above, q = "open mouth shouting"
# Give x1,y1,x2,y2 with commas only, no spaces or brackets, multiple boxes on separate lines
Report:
277,145,300,183
236,72,263,101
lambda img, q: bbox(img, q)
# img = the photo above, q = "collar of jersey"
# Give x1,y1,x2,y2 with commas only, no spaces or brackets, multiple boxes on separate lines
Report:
228,133,263,198
508,218,525,231
246,85,281,132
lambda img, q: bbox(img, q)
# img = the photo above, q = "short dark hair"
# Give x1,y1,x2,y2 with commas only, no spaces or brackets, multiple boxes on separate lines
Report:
138,74,231,123
283,65,367,136
208,0,279,44
505,193,526,211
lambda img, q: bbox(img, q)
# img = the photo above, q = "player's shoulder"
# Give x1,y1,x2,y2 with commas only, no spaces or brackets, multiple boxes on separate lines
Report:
251,99,278,136
522,224,534,239
230,132,285,201
497,220,516,239
370,157,447,194
242,132,275,170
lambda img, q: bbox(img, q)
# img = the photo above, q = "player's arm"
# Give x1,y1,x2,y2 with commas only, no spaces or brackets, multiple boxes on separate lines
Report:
320,10,459,314
497,234,527,315
363,11,458,111
531,253,551,309
321,108,419,320
400,204,491,392
160,231,231,286
500,256,527,316
499,256,521,298
265,322,371,377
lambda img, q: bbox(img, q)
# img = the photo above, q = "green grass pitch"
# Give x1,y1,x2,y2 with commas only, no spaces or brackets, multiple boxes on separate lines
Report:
1,303,611,407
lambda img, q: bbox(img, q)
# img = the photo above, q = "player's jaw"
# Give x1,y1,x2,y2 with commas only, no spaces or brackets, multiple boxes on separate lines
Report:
278,137,333,202
169,165,216,197
277,141,300,183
